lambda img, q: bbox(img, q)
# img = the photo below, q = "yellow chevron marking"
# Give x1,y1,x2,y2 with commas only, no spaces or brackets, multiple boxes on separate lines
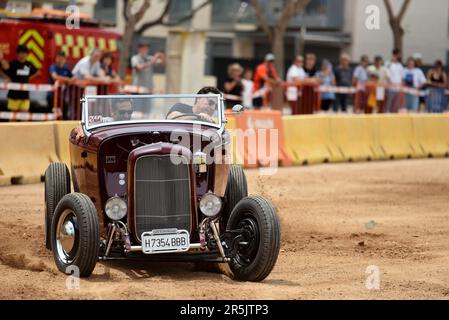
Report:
108,39,117,51
25,40,44,60
27,52,42,69
55,33,63,46
87,37,95,50
76,35,85,47
19,30,44,47
65,35,74,46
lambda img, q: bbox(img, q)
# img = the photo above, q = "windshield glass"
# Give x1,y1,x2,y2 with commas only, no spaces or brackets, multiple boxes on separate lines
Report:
83,95,222,130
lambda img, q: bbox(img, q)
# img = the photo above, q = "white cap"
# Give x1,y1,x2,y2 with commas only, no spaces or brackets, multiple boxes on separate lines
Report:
412,53,423,60
265,53,275,61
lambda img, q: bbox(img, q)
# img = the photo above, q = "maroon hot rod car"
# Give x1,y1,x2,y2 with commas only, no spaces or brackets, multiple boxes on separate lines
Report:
44,94,280,282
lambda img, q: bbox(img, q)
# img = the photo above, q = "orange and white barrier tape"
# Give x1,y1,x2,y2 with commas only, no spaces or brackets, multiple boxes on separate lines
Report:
318,86,357,94
0,82,54,92
0,111,57,121
121,85,150,94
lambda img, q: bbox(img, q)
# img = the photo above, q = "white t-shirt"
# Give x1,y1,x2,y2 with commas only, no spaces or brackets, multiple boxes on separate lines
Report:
387,62,404,89
286,64,306,101
241,79,254,108
286,64,306,82
402,68,426,88
72,56,102,80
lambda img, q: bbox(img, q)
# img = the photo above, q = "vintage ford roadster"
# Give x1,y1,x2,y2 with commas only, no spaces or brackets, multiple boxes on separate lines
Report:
44,92,280,281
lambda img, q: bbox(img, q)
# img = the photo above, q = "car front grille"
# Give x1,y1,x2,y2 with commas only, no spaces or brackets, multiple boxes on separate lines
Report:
134,155,191,240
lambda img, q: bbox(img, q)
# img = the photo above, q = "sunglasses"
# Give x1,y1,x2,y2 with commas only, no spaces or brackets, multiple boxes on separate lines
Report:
117,109,133,115
208,98,218,106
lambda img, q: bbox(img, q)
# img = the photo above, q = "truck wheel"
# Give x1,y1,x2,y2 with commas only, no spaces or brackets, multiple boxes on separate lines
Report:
51,193,99,277
44,163,71,250
226,196,280,282
223,165,248,225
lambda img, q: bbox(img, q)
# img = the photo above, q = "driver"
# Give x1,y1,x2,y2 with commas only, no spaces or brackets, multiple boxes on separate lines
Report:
108,98,134,122
74,98,134,142
166,87,221,123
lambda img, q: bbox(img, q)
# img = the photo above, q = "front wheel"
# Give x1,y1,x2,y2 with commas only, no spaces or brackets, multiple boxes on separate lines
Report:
51,193,100,277
226,196,281,282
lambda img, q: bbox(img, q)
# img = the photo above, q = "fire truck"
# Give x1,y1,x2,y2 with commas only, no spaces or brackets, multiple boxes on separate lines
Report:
0,9,121,113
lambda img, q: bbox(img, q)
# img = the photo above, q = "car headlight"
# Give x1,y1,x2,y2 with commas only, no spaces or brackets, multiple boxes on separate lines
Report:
105,196,127,221
199,193,222,217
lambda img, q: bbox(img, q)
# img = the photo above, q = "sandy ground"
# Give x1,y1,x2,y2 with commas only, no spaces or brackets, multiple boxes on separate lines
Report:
1,159,449,300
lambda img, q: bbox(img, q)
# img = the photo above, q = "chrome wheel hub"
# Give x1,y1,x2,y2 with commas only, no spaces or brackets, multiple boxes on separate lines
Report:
56,209,78,263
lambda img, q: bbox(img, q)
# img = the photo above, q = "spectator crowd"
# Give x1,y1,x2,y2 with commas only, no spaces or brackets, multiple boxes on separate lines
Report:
221,49,449,114
0,41,165,119
1,42,448,119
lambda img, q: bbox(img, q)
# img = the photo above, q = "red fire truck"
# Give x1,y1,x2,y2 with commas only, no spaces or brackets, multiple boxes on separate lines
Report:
0,9,121,114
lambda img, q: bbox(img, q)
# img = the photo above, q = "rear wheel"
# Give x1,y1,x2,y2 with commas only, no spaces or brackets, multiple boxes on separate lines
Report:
223,165,248,225
44,163,71,250
226,196,280,282
51,193,99,277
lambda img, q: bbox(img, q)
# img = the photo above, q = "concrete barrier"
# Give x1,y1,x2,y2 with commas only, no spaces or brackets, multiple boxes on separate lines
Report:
0,122,59,185
53,121,78,169
375,115,423,159
330,115,381,162
284,115,343,164
412,114,449,158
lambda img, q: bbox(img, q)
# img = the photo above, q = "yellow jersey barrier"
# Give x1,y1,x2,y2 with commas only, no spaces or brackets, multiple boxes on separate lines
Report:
0,115,448,186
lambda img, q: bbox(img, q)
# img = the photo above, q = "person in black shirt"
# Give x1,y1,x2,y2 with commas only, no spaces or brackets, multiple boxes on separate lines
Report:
223,63,244,109
0,45,41,112
166,87,221,123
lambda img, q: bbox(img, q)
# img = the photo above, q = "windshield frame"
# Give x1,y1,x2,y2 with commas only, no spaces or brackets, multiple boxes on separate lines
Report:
81,94,225,133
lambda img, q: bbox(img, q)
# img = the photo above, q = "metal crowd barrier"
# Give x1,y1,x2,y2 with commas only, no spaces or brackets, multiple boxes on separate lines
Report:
0,80,152,121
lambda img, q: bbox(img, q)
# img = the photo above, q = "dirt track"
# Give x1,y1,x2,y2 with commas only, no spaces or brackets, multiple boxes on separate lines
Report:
1,159,449,300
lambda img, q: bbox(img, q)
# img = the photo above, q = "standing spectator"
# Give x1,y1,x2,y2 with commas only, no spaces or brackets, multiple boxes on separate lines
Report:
131,41,165,94
252,53,281,109
286,55,306,114
302,53,319,114
353,55,369,113
334,53,352,113
0,45,41,112
48,51,72,118
426,60,448,113
223,63,244,109
385,49,404,113
303,53,318,78
72,48,105,80
413,53,427,110
403,57,426,113
367,55,388,113
99,51,121,95
241,68,254,108
317,60,336,112
100,52,121,83
70,48,104,119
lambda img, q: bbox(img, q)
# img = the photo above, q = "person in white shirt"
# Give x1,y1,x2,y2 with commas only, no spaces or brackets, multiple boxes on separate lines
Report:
286,55,306,114
241,68,254,108
403,57,427,112
367,55,389,113
72,48,105,80
385,49,404,113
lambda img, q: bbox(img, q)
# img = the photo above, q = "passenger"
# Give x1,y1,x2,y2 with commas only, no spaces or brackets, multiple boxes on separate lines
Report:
166,87,221,123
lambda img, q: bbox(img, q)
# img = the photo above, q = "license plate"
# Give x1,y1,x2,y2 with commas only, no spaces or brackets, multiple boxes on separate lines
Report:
141,229,190,254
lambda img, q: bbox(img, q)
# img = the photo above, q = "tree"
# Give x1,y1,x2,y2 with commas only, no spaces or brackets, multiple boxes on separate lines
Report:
383,0,411,53
119,0,212,78
250,0,311,76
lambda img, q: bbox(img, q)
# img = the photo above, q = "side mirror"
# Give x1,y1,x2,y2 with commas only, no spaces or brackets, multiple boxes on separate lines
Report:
226,104,245,115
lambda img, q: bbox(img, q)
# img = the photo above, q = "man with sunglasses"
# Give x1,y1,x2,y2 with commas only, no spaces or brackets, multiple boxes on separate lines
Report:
74,98,134,142
110,98,134,121
166,87,220,123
